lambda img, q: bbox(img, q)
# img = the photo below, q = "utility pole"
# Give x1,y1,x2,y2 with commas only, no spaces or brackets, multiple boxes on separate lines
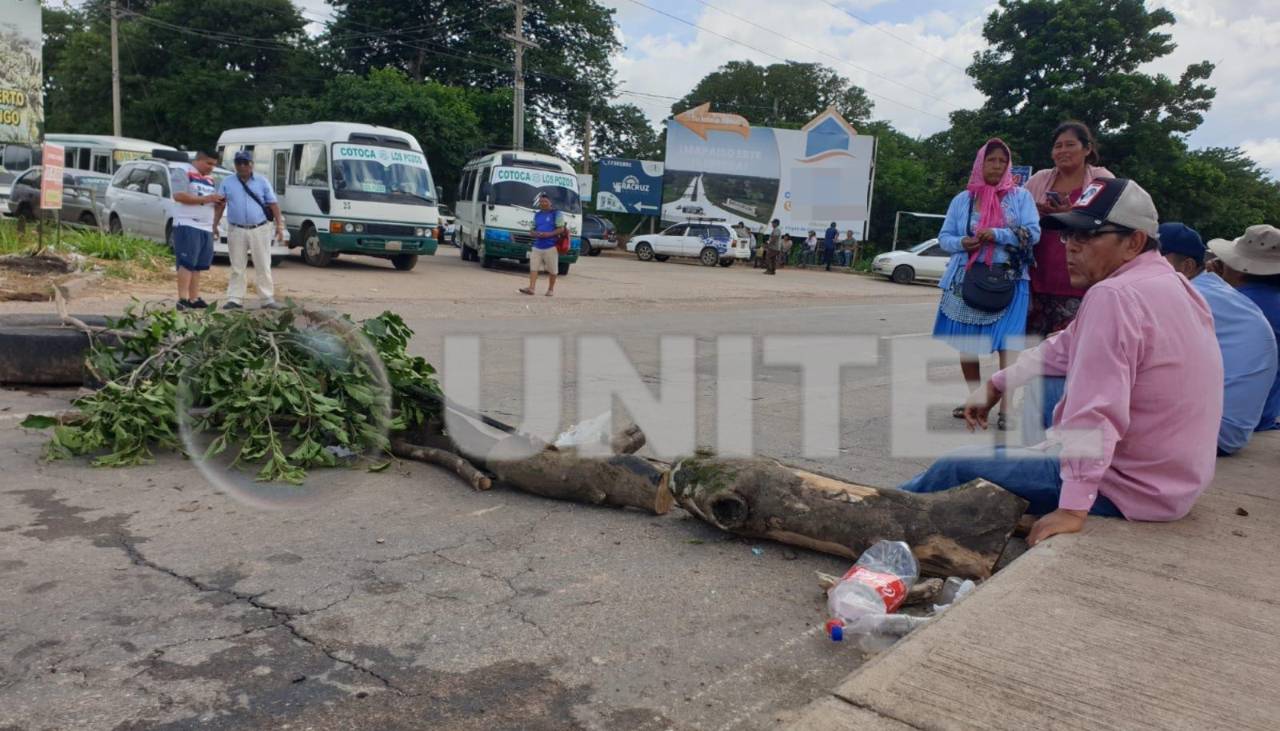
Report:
581,112,591,173
504,0,538,151
110,0,122,136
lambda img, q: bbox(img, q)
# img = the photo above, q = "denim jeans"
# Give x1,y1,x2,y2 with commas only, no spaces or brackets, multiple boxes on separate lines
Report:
1020,375,1066,446
897,443,1123,517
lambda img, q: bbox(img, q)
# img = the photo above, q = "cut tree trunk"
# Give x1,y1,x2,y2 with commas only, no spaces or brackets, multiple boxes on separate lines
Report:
485,433,672,514
669,456,1027,579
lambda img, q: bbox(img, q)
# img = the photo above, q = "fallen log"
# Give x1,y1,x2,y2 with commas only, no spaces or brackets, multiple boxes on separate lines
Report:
485,433,673,515
391,439,492,491
669,456,1027,579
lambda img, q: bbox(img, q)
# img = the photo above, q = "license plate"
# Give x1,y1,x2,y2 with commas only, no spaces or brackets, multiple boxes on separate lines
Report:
385,241,402,251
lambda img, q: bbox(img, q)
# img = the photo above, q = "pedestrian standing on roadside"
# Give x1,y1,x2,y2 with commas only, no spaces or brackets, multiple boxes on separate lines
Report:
520,193,565,296
823,222,838,271
170,150,223,310
1024,121,1113,338
212,150,284,310
763,218,782,275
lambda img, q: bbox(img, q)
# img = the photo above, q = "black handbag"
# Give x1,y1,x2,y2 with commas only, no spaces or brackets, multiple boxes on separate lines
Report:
238,175,274,223
960,193,1016,313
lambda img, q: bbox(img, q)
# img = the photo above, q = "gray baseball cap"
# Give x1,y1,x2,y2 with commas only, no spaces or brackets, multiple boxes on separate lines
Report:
1041,178,1159,238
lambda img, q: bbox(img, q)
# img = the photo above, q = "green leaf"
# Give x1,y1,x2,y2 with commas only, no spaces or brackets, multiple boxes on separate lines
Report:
20,415,59,430
367,462,391,473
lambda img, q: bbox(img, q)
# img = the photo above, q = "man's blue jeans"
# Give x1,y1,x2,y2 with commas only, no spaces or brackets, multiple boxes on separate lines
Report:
898,444,1123,517
1020,375,1066,446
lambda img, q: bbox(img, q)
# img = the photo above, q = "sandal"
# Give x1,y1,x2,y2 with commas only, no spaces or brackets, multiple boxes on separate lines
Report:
952,406,967,419
518,288,535,296
545,291,554,297
996,413,1009,431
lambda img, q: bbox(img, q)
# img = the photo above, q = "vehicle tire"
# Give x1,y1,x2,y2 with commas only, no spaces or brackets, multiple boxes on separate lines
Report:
654,255,670,262
0,314,118,387
635,242,654,261
718,259,734,268
164,221,175,251
391,254,418,271
109,215,123,235
16,203,34,221
271,256,283,269
557,261,570,276
481,253,496,269
587,241,603,256
301,224,333,267
79,211,97,228
699,247,720,266
891,265,915,284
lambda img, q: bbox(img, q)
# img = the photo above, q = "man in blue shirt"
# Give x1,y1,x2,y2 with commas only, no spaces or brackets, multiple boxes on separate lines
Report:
1210,224,1280,432
1160,223,1277,454
212,150,285,310
823,222,838,271
519,193,565,297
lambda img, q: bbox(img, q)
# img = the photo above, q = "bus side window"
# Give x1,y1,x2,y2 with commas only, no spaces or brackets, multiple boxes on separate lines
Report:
273,149,289,192
290,143,327,187
476,168,490,202
456,169,469,202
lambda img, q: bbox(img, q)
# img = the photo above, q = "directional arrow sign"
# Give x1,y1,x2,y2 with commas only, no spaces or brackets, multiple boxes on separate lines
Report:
675,103,751,141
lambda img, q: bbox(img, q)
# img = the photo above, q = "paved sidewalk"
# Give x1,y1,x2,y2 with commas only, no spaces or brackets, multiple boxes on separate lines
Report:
792,431,1278,730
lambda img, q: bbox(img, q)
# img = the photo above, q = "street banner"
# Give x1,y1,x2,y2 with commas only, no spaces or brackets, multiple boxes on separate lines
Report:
663,104,876,239
1011,165,1033,187
0,0,43,144
596,158,665,215
577,173,593,203
40,142,63,210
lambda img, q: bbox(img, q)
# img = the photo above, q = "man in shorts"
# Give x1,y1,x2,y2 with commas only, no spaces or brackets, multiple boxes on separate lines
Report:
171,150,223,310
520,193,566,297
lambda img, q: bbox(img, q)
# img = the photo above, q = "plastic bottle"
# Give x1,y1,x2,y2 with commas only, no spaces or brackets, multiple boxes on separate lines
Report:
825,540,919,642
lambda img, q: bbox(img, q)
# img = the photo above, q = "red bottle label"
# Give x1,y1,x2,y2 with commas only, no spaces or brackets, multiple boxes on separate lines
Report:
840,566,907,612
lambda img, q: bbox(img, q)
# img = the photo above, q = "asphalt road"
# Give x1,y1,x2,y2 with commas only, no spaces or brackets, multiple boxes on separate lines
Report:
0,248,1010,730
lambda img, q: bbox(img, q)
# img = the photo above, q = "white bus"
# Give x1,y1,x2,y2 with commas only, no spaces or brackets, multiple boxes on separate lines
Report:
1,134,174,203
456,150,582,276
217,122,440,271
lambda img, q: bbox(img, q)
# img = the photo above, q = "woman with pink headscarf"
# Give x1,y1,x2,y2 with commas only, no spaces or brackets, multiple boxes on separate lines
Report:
933,138,1040,430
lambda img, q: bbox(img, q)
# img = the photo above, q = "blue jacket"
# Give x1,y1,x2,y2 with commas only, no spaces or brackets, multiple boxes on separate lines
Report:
937,187,1040,291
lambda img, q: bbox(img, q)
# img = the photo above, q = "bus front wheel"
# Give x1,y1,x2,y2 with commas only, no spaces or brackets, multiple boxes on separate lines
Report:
301,225,333,267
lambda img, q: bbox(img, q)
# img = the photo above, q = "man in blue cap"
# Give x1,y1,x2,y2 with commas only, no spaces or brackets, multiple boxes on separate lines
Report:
1161,222,1278,453
212,150,284,310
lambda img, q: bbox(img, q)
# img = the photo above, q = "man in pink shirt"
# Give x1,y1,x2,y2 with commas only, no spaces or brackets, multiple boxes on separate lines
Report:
900,178,1223,546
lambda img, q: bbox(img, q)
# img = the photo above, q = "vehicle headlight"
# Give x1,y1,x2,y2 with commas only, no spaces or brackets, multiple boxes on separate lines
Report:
343,222,354,233
415,227,425,237
354,223,364,233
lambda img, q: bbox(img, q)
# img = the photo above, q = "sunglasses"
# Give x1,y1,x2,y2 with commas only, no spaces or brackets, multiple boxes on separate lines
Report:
1061,226,1133,245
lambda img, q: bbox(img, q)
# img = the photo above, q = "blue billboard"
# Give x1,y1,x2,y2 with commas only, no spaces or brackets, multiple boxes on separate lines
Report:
595,158,664,215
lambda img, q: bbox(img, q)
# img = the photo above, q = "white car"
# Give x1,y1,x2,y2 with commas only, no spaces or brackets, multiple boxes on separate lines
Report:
626,222,751,267
872,238,950,284
105,158,290,264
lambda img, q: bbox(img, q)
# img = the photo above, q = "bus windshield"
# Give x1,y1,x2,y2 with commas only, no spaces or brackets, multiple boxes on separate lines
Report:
330,143,436,206
489,165,581,214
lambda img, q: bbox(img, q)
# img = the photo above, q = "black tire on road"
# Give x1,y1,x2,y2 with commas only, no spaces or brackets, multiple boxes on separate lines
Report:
301,224,333,267
699,247,720,266
79,211,97,228
391,253,418,271
109,215,123,235
586,242,603,256
891,265,915,284
654,255,670,262
15,204,34,221
165,221,175,251
718,259,734,267
271,256,283,268
635,242,654,261
581,239,594,257
481,253,496,269
0,314,118,387
557,261,570,276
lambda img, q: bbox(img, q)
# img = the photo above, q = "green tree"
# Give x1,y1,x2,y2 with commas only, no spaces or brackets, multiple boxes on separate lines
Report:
270,67,492,199
859,122,952,247
671,60,874,128
326,0,621,147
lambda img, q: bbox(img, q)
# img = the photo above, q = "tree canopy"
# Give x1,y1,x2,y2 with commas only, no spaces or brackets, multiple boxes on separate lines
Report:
671,61,874,129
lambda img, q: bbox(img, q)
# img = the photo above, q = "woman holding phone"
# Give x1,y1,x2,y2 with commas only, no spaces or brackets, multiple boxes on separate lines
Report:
1023,121,1113,338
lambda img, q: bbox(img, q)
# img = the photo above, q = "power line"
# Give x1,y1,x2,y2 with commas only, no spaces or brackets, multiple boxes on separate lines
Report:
619,0,949,122
691,0,952,106
817,0,969,73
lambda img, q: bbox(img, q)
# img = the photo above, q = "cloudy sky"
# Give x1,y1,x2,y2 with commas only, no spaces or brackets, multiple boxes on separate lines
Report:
599,0,1280,179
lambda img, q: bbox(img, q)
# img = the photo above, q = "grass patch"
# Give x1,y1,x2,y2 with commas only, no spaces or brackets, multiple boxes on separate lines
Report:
0,217,173,278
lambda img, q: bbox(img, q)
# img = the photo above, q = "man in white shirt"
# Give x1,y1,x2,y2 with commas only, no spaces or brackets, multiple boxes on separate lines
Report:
170,151,223,310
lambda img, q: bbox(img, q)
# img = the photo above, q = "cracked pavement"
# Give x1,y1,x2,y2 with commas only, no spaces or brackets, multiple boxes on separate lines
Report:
0,252,984,729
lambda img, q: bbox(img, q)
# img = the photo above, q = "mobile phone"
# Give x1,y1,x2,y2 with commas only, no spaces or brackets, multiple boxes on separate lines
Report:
1045,191,1064,205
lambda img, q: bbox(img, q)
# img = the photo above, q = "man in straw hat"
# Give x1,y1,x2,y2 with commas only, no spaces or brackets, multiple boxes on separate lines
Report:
901,178,1222,546
1208,224,1280,432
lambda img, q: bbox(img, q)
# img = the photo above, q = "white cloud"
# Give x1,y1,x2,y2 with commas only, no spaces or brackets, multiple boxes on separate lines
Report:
607,0,1280,178
1242,139,1280,177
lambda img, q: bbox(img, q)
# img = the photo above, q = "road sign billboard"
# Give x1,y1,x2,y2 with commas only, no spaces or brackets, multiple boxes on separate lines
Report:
596,158,664,215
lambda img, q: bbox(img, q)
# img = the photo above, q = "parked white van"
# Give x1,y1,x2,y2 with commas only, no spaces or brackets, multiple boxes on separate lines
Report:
217,122,440,271
1,134,174,203
455,150,582,276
